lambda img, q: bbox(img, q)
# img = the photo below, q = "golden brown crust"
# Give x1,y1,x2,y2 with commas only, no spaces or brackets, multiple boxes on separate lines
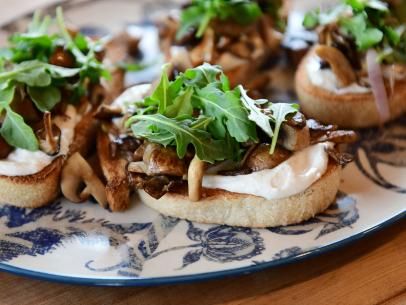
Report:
0,157,63,208
295,47,406,128
97,131,130,211
139,162,341,228
0,110,99,208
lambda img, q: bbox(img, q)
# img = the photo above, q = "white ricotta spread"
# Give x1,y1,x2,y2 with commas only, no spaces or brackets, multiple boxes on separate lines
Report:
0,105,81,176
202,142,332,200
112,83,152,112
306,55,371,94
0,149,54,176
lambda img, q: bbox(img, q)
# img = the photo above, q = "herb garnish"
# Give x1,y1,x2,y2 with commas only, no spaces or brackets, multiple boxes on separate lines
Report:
0,8,108,151
177,0,267,40
303,0,406,63
126,63,298,163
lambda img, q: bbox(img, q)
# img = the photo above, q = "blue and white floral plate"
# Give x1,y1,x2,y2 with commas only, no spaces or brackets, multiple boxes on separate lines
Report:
0,0,405,286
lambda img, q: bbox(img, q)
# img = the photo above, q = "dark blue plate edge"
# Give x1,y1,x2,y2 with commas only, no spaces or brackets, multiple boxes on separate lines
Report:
0,211,404,287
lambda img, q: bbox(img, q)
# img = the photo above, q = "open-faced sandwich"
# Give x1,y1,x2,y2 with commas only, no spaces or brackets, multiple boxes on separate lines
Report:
157,0,285,94
295,0,406,128
97,63,357,227
0,8,110,208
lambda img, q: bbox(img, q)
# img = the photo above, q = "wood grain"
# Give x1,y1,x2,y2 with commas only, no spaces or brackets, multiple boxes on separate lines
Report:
0,219,404,305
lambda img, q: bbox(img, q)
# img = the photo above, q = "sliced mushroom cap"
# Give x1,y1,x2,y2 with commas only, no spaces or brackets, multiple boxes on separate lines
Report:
94,104,123,120
211,19,256,38
279,122,310,151
36,112,61,156
326,147,354,166
244,144,292,171
61,152,108,208
49,46,75,68
312,130,359,144
144,143,186,176
315,45,356,87
0,135,12,159
259,15,282,52
169,46,194,72
189,27,215,66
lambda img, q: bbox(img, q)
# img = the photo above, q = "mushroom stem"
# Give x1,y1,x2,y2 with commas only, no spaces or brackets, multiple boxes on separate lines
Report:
43,112,58,154
61,152,108,208
188,155,206,202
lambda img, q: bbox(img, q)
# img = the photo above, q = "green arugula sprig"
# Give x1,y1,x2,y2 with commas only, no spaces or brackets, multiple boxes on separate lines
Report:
126,63,298,163
177,0,263,40
303,0,406,63
0,8,108,151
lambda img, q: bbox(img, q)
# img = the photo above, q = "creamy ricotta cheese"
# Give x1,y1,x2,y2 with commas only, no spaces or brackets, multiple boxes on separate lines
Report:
202,142,333,200
306,55,371,94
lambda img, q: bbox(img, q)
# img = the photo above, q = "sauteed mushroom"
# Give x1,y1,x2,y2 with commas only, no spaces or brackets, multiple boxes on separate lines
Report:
280,122,310,151
94,104,123,120
315,45,356,87
61,152,108,208
128,143,186,176
36,112,61,156
188,155,206,202
0,135,12,159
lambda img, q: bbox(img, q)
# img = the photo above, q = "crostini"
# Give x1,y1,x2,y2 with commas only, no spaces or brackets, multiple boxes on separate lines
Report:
0,8,110,207
295,0,406,128
96,63,357,227
157,0,285,93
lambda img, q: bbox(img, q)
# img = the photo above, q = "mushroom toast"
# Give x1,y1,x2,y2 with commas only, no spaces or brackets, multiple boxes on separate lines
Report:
157,0,284,93
0,8,110,208
97,63,357,227
295,0,406,128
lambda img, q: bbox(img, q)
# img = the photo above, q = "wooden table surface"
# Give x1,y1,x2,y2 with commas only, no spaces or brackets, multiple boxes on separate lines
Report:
0,219,404,305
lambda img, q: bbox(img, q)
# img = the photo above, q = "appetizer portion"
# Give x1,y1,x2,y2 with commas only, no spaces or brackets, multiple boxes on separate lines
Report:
296,0,406,128
157,0,284,93
97,63,356,227
0,8,109,207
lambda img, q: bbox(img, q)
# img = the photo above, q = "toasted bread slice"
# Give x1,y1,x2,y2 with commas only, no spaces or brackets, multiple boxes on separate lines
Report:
0,157,64,208
139,161,341,228
0,110,99,208
97,131,130,211
295,49,406,128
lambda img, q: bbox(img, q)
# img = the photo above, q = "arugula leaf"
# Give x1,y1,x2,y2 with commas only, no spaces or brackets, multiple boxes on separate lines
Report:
165,87,194,118
127,63,300,161
269,103,299,154
150,63,171,114
0,107,38,151
340,13,383,50
303,10,320,29
239,86,273,138
183,63,223,88
195,84,257,142
128,114,232,163
27,85,61,112
0,83,15,110
177,0,263,39
46,65,81,78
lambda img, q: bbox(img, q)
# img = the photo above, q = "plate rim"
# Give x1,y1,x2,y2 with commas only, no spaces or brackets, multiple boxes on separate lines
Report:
0,211,404,287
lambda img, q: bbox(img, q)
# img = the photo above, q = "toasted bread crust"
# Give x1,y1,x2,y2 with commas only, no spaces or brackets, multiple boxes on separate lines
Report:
0,111,98,208
295,47,406,128
0,157,63,208
139,162,341,228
